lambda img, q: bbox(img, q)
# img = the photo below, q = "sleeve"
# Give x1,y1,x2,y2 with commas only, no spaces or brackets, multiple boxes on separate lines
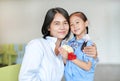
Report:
19,39,44,81
84,41,98,66
84,55,98,67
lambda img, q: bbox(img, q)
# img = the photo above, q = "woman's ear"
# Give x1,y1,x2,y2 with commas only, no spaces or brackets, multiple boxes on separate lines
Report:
48,28,50,31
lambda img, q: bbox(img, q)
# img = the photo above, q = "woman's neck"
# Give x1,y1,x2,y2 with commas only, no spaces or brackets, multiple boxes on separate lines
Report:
54,39,62,56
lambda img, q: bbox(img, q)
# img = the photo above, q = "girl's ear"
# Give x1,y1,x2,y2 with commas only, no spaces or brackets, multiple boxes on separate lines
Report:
85,20,89,27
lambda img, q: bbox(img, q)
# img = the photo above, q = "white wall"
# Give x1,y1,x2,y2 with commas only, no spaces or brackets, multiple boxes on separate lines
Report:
0,0,120,64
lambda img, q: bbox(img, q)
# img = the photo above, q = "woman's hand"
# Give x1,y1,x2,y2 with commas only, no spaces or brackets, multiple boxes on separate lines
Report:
58,47,68,59
83,43,97,58
58,47,69,64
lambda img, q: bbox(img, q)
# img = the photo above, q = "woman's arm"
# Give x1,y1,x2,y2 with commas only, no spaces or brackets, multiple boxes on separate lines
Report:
83,43,98,59
19,40,43,81
58,47,68,64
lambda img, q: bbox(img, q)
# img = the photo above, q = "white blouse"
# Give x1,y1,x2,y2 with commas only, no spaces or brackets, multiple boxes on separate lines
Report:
19,36,64,81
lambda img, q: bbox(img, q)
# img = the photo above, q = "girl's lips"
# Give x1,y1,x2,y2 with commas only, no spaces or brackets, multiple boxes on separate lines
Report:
74,28,80,32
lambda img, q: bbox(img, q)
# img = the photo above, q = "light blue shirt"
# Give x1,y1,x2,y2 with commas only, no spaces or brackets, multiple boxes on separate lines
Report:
19,36,64,81
64,37,97,81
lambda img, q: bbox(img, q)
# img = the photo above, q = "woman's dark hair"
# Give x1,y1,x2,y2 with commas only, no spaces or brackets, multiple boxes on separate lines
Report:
42,7,70,39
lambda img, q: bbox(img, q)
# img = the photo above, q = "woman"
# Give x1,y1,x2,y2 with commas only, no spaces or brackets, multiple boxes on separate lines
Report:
19,7,97,81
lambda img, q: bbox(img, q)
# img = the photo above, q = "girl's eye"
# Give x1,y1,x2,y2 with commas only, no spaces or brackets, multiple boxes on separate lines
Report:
76,21,79,24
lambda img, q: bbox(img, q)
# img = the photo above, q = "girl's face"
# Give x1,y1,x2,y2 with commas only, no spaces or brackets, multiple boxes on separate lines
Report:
49,13,69,40
70,15,88,39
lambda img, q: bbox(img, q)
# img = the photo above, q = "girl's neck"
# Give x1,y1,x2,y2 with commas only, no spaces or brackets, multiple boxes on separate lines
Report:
76,33,85,40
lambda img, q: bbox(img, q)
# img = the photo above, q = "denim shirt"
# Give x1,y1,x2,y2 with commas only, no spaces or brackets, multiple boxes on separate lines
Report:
64,37,98,81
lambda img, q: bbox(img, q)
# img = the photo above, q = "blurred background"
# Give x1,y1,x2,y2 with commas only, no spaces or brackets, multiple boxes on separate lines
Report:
0,0,120,81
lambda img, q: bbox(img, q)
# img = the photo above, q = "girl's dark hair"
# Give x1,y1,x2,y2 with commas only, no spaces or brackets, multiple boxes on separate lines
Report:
70,12,89,51
41,7,70,39
70,12,89,35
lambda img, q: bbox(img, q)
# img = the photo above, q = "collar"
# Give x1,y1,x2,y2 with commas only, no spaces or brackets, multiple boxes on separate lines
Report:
46,36,57,44
45,36,57,53
69,36,85,44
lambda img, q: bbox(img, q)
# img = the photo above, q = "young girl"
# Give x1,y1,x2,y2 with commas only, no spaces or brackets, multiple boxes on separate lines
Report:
59,12,98,81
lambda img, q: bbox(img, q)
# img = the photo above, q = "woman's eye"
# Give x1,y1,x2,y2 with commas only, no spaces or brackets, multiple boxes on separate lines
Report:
55,22,59,25
64,22,68,25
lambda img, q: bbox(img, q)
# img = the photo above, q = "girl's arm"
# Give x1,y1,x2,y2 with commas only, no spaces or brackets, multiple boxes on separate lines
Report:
71,59,92,71
59,47,94,71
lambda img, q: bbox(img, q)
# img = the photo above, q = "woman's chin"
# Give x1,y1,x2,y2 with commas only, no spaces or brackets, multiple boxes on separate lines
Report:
58,36,66,39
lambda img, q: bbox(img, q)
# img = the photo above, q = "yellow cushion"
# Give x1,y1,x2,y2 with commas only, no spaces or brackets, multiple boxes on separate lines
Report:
0,64,21,81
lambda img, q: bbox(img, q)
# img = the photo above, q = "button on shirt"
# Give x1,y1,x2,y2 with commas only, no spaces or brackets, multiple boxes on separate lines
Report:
64,37,97,81
19,36,64,81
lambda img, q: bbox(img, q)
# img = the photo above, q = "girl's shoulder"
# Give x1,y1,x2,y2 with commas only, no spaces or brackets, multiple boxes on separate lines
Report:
68,37,75,43
87,40,93,46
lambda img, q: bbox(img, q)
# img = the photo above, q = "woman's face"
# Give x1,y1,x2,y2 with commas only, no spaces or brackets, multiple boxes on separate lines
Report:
48,13,69,40
70,15,88,37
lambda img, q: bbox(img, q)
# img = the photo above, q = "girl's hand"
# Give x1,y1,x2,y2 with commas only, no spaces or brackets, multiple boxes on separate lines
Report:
58,47,68,59
83,43,97,58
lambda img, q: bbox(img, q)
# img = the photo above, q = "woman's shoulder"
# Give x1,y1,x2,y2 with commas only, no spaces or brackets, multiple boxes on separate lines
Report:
27,38,46,47
29,38,42,43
